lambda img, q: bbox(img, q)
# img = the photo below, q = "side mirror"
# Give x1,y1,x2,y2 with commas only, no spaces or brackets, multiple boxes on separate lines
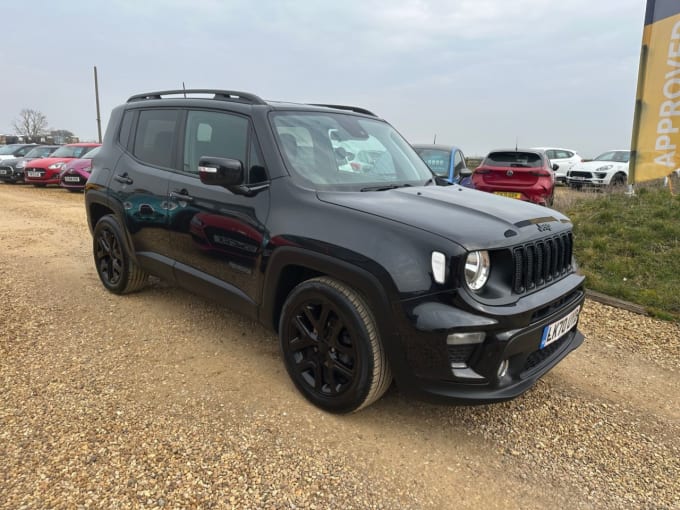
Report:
552,163,559,171
198,156,244,187
459,167,472,178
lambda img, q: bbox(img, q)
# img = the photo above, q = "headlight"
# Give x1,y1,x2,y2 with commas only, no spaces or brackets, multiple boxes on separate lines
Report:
464,250,490,291
48,162,65,170
596,165,613,172
17,161,26,168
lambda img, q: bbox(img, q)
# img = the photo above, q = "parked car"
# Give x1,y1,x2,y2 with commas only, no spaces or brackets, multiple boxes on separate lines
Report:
24,143,100,186
531,147,582,184
0,143,37,161
85,89,584,413
59,146,101,191
0,145,59,183
412,144,473,186
566,150,630,189
472,149,557,206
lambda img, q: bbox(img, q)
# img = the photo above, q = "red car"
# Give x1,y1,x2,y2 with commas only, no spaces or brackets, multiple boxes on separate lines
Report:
24,143,100,186
59,146,101,191
472,149,557,207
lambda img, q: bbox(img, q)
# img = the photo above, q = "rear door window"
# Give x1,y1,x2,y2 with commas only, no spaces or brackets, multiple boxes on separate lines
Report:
132,109,180,169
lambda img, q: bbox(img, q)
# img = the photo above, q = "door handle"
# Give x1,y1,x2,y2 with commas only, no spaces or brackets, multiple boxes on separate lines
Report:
170,190,194,202
114,172,133,185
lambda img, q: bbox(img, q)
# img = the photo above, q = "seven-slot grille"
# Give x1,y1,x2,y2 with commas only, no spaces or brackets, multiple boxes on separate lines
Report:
512,232,573,294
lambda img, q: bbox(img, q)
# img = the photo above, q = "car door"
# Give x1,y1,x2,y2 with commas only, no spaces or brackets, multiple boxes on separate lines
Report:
166,109,271,317
108,108,178,280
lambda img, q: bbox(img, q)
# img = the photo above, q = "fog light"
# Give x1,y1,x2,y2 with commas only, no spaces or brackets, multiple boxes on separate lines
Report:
447,332,485,345
497,359,509,378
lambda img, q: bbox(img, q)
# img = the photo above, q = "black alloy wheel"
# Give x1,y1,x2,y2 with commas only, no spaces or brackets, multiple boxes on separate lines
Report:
93,215,147,294
279,277,391,413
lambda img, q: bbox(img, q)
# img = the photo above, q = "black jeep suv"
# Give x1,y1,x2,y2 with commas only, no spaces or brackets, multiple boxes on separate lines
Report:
85,89,585,413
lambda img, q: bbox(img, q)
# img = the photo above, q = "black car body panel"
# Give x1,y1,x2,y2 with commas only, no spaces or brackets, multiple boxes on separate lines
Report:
85,90,586,406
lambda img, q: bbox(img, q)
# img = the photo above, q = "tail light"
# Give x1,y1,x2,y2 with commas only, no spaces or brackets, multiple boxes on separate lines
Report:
530,170,551,177
475,168,491,174
350,162,361,171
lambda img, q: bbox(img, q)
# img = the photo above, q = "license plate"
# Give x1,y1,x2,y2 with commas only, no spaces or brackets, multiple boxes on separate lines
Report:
540,306,580,348
64,176,80,182
570,176,584,181
0,169,7,175
27,171,41,178
494,191,522,199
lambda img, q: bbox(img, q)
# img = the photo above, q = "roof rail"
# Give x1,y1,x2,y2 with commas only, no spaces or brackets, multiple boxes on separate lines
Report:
126,89,267,105
309,104,377,117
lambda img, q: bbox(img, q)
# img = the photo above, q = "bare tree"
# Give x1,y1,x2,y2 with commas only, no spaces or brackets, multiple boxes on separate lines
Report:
12,109,48,141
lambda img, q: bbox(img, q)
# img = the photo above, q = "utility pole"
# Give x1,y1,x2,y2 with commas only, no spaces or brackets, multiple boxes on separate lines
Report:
94,66,102,143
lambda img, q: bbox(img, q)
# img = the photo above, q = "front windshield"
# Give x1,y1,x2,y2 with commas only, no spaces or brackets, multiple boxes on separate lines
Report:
414,148,451,177
0,145,20,155
83,146,101,159
24,146,56,158
594,151,630,163
271,112,433,190
50,145,91,158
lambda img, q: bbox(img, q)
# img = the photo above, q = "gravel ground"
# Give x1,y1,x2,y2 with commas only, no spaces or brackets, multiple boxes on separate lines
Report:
0,185,678,509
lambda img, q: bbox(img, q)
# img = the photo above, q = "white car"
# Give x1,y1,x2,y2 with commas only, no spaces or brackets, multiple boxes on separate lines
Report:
566,150,630,188
531,147,582,184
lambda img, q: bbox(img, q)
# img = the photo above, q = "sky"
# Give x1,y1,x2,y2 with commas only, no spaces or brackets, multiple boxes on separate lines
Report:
1,0,645,158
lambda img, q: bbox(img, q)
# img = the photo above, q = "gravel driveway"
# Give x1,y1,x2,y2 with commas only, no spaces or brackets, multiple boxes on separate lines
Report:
1,185,678,509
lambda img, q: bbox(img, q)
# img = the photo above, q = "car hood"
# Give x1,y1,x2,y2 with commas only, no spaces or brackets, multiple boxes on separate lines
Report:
63,159,92,172
0,157,21,166
317,185,571,250
576,160,628,172
26,156,74,168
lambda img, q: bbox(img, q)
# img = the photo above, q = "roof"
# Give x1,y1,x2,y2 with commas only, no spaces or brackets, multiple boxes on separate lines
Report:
531,146,579,152
487,148,546,155
411,144,459,152
125,89,378,118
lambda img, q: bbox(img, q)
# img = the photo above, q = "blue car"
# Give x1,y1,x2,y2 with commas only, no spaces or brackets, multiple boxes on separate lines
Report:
412,144,473,187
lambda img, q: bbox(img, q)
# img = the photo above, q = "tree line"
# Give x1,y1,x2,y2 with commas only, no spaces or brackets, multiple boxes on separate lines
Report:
7,108,75,143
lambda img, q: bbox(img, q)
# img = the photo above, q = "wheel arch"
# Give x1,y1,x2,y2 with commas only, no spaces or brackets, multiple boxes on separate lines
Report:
261,248,398,341
85,191,138,265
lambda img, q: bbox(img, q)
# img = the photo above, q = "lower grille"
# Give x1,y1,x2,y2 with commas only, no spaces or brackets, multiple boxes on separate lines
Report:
522,335,570,373
570,171,592,178
447,344,476,367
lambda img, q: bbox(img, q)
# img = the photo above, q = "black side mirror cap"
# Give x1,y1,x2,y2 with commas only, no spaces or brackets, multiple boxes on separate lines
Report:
552,163,559,171
198,156,269,197
198,156,244,187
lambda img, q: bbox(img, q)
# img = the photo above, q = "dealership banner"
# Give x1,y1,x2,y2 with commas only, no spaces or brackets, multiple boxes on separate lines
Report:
630,0,680,183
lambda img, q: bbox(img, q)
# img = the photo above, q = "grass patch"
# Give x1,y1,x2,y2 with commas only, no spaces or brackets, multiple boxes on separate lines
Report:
554,183,680,321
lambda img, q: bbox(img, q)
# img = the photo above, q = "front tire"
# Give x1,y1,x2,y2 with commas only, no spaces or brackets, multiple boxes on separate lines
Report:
279,277,392,413
610,173,627,189
93,215,148,294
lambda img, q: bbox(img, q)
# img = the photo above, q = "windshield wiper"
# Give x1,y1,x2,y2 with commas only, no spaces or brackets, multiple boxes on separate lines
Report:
360,183,412,192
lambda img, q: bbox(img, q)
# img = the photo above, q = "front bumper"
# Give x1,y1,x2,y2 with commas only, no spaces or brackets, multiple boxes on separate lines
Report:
392,274,585,404
25,169,60,184
0,167,24,182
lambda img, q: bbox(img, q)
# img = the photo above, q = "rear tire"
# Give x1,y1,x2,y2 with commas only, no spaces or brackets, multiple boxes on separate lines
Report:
279,276,392,413
93,215,148,294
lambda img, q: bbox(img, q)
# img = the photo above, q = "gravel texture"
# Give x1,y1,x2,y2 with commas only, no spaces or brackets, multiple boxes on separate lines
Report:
1,185,678,509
